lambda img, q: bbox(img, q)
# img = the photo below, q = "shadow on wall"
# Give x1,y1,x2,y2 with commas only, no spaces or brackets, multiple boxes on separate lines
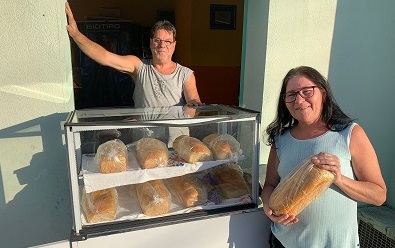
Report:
328,0,395,208
0,113,72,248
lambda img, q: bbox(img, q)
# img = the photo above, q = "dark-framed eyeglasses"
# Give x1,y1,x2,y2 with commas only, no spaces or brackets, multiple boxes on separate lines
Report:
151,37,175,46
283,86,318,103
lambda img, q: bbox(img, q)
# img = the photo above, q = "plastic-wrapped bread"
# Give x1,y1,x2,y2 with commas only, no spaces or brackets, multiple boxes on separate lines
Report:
95,139,127,174
95,129,121,151
211,163,250,199
135,138,169,169
135,179,171,216
269,158,335,216
81,188,118,223
166,174,207,207
202,133,241,160
172,135,213,163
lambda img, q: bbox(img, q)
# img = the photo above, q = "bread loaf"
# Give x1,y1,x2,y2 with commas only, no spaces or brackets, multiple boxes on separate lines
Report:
82,188,118,223
269,159,335,216
166,174,207,207
135,179,171,216
211,163,249,199
95,129,121,150
96,139,127,174
172,135,213,163
135,138,169,169
202,133,241,160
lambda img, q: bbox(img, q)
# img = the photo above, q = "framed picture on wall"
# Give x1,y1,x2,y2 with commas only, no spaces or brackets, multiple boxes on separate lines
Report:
210,4,236,30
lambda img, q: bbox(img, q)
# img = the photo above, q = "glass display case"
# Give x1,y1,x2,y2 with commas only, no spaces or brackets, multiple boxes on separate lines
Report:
64,104,261,241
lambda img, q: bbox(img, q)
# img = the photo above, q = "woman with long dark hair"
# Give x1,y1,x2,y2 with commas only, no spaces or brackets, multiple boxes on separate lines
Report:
261,66,386,247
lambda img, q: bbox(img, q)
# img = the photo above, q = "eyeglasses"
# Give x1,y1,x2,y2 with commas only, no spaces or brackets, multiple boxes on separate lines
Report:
152,37,175,46
283,86,317,103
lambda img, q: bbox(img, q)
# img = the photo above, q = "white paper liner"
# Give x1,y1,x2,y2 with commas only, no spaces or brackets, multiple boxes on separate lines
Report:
82,149,244,193
81,185,251,226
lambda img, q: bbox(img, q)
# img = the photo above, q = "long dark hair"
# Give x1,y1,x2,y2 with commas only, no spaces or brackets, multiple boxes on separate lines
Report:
266,66,354,146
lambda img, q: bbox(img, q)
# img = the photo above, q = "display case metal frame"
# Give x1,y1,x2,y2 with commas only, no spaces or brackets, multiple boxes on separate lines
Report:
64,104,261,241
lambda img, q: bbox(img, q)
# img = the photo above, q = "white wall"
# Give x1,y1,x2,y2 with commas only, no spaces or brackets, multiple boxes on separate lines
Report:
327,1,395,208
242,0,395,208
0,1,74,247
261,2,338,159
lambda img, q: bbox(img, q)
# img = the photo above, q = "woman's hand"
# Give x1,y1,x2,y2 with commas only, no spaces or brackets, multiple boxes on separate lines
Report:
311,152,342,185
262,203,299,226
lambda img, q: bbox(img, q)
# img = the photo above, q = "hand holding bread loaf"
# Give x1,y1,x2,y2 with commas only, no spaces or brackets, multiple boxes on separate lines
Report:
268,158,335,216
172,135,213,163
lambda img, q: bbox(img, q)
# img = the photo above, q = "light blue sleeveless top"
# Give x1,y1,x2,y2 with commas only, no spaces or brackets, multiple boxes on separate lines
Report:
272,123,359,248
133,59,193,107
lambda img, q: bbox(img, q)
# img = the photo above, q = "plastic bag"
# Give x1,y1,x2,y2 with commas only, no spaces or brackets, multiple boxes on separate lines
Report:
95,129,121,151
172,135,213,163
133,179,171,216
81,187,118,223
95,139,127,174
269,157,335,216
210,163,250,199
202,133,241,160
134,138,169,169
166,174,208,207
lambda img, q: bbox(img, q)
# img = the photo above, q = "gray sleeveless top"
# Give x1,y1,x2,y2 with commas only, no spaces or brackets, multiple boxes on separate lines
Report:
133,59,193,107
272,123,359,248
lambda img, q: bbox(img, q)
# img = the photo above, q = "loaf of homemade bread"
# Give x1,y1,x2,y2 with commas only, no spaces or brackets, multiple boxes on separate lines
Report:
95,139,127,174
135,179,171,216
211,163,250,199
166,174,207,207
269,159,335,216
95,129,121,151
81,188,118,223
172,135,213,163
202,133,241,160
135,138,169,169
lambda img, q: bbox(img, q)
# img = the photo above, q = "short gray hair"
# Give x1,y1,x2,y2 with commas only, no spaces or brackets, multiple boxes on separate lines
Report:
150,20,176,41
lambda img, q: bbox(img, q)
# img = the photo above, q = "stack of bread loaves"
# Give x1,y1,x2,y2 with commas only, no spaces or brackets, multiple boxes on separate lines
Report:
269,158,335,216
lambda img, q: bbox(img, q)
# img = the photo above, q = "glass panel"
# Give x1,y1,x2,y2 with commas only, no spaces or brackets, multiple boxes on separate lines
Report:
65,104,260,230
68,105,258,125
